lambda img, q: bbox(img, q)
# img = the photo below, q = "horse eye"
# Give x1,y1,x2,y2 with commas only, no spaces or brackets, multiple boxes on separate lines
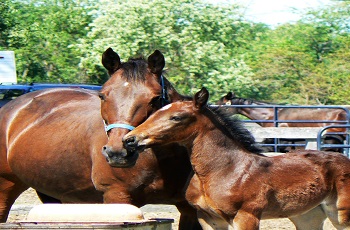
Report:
98,93,106,101
170,116,182,122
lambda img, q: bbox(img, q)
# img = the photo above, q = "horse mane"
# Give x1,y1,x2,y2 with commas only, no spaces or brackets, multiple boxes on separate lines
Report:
235,97,273,105
120,57,149,82
233,96,287,106
204,105,263,155
120,57,193,102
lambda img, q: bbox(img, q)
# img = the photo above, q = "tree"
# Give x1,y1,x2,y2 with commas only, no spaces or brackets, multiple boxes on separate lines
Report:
2,0,95,83
244,2,350,105
0,0,15,48
77,0,266,100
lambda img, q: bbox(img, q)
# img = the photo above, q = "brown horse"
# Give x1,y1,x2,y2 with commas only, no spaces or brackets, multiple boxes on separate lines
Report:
218,92,348,152
123,87,350,230
0,48,200,229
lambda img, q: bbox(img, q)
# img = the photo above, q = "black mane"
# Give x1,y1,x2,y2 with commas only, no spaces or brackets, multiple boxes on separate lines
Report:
232,96,287,106
233,97,274,106
204,105,263,155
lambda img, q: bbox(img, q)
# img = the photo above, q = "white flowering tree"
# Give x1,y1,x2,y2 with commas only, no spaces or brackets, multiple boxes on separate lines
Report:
77,0,263,100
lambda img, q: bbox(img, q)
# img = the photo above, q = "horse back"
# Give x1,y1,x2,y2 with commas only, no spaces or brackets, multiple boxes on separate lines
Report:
0,88,105,202
1,88,101,147
274,108,346,128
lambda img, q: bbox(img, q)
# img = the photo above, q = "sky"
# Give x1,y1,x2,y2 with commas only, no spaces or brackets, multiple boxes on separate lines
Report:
221,0,334,26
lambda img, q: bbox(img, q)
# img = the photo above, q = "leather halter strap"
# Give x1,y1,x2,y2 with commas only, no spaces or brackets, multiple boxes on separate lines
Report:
159,75,169,107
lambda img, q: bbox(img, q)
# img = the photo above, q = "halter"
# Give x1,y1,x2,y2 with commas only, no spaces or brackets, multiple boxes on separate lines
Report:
159,74,169,107
104,75,169,132
105,123,135,132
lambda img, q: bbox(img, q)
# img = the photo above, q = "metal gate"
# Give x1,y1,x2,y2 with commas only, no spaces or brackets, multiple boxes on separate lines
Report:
211,104,350,157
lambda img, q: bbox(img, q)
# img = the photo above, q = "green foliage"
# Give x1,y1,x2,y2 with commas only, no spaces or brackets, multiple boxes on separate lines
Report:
1,0,349,105
1,0,95,83
243,1,350,104
77,0,265,100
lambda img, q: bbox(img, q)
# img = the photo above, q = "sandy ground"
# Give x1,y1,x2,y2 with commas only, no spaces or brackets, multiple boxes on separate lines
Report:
8,188,336,229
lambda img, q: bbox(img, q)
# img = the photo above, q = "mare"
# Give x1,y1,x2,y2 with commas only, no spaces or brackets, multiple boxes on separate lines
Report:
0,48,201,229
123,87,350,230
217,92,348,152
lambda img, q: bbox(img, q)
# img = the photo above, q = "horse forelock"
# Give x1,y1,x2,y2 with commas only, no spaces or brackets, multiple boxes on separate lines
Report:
204,106,263,155
119,58,149,82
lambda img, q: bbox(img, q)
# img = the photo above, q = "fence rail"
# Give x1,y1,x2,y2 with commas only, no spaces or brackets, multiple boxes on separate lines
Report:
210,104,350,157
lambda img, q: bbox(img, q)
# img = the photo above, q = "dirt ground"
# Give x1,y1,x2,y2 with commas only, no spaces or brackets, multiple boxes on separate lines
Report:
8,188,336,229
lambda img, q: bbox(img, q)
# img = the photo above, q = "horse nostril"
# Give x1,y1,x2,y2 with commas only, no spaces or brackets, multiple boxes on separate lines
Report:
102,146,113,158
123,136,140,152
125,136,136,146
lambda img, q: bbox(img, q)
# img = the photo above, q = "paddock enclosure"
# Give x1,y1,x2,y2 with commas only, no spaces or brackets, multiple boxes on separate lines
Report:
0,49,349,229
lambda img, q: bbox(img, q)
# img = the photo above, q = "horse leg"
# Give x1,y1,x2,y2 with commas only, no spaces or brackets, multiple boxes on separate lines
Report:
175,201,202,230
196,211,231,230
289,205,326,230
231,210,259,230
323,198,350,230
0,177,28,222
36,191,61,203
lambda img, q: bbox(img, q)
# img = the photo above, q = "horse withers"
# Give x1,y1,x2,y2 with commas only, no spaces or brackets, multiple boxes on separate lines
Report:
124,87,350,230
0,48,200,229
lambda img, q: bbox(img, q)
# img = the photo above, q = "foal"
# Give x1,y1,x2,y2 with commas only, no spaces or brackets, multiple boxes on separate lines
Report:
123,87,350,230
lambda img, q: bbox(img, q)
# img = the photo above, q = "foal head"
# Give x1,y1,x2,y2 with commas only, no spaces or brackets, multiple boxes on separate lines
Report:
122,88,207,151
100,48,176,167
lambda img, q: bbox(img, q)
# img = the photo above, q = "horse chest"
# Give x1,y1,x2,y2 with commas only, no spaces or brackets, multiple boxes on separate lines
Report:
185,174,240,218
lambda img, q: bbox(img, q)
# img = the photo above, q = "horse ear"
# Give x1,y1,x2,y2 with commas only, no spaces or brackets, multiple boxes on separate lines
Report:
225,92,235,100
148,50,165,74
102,48,121,75
194,87,209,109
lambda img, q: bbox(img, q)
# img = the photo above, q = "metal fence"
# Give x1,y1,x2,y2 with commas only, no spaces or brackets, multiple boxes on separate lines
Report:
211,104,350,157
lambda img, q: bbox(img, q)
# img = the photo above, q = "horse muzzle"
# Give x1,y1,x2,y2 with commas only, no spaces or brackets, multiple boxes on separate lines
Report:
102,145,139,168
122,136,147,153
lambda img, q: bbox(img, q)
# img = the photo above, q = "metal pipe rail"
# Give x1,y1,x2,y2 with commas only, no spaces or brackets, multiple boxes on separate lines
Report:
211,104,350,126
211,104,350,155
318,124,350,157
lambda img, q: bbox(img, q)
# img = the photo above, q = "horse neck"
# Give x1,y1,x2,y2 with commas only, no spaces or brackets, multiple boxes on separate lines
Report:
163,77,190,102
186,120,250,178
241,108,274,126
233,100,274,127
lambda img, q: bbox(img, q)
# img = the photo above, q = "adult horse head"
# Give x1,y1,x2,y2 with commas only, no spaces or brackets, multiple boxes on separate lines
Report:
100,48,188,167
217,92,275,125
100,48,164,167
